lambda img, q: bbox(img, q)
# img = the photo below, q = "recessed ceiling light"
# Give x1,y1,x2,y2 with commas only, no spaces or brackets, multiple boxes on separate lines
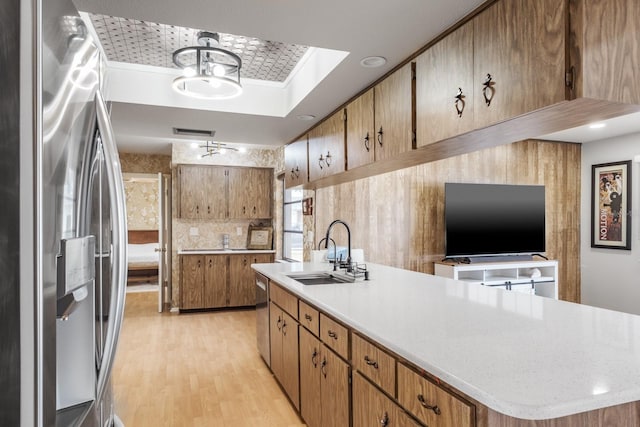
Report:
589,122,607,129
296,114,316,121
360,56,387,68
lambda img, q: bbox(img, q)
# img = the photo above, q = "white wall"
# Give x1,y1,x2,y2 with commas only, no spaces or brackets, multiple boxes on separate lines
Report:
581,132,640,314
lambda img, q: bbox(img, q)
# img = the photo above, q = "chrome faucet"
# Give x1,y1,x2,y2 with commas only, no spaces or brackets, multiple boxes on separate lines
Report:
324,219,351,272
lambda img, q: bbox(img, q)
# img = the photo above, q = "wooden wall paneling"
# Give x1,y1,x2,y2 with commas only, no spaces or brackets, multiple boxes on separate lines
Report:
313,140,581,300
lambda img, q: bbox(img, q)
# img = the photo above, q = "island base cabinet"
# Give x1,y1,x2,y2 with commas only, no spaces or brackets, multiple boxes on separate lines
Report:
270,302,300,410
398,363,474,427
299,327,350,427
353,372,421,427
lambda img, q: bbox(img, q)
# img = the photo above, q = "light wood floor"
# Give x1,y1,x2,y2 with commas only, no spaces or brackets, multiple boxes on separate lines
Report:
113,292,306,426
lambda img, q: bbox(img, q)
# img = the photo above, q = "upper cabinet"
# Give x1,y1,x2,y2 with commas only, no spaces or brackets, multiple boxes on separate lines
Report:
472,0,568,128
177,164,272,219
374,62,415,161
308,110,345,182
345,88,375,170
284,135,308,188
228,167,272,219
177,165,227,219
416,22,475,147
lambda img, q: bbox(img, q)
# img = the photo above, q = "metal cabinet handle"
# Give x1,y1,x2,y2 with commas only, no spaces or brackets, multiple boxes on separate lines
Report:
304,313,312,321
321,357,327,378
196,205,199,214
197,259,201,268
377,127,383,146
364,355,379,369
253,206,256,214
242,206,246,214
379,412,389,427
319,154,325,170
325,151,332,167
454,87,465,117
243,258,247,267
311,349,318,367
282,320,287,335
208,259,212,267
417,394,441,415
327,330,338,339
482,73,495,106
364,132,370,152
207,205,211,214
291,166,300,179
276,316,282,330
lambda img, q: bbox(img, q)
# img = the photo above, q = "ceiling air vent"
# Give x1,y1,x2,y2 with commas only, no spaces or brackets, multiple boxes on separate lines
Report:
172,127,216,138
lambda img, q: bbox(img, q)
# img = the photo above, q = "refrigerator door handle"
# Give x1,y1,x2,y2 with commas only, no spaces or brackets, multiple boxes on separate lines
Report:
94,91,128,401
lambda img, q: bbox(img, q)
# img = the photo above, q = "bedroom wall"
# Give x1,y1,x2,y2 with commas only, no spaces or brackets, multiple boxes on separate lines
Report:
124,179,159,230
581,132,640,315
169,143,284,306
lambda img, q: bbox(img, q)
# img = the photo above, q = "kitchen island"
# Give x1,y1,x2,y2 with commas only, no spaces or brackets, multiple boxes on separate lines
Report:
253,261,640,426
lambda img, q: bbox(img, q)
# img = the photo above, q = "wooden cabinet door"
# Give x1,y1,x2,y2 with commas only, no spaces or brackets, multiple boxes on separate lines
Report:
269,302,284,382
228,167,272,219
204,255,227,308
353,372,420,427
374,62,414,161
228,254,254,306
281,310,300,410
320,345,350,427
203,166,228,219
284,136,308,188
416,21,475,147
249,168,272,218
473,0,567,128
308,110,345,182
346,88,375,170
178,166,208,219
180,255,204,309
299,327,322,427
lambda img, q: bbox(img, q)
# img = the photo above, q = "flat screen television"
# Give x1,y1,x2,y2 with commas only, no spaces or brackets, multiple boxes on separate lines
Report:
444,183,546,259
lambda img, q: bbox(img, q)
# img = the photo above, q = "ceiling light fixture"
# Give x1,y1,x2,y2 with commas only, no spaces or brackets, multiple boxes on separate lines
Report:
360,56,387,68
172,31,243,100
198,141,241,158
589,122,607,129
296,114,316,121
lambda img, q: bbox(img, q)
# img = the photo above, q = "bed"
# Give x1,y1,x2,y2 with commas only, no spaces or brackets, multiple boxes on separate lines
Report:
127,230,159,284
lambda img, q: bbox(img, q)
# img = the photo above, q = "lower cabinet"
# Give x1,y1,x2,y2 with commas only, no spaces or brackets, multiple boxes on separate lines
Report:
353,372,421,427
229,253,273,306
180,253,273,310
270,301,300,410
299,327,350,427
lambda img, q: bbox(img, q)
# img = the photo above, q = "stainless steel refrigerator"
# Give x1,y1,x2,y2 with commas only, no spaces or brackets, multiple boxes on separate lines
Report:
1,0,127,425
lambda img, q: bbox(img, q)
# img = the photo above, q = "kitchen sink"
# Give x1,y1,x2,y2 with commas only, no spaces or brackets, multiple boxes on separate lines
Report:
286,272,354,285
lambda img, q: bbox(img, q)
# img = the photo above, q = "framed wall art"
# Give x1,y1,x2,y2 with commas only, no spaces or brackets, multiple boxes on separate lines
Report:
591,160,632,250
247,225,273,250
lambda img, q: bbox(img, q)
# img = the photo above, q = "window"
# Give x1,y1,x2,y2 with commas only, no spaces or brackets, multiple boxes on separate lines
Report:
283,183,303,262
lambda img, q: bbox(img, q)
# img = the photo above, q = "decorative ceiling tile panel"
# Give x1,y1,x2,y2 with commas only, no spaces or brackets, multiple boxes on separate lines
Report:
87,13,309,82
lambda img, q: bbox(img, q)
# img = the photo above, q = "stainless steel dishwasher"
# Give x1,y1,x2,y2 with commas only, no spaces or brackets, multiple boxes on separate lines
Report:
256,273,270,367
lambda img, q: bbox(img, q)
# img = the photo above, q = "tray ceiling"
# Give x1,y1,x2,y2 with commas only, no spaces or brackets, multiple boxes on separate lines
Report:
88,13,309,82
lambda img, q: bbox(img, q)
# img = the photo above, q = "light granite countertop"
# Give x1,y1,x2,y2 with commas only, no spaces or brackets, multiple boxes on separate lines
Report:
252,261,640,420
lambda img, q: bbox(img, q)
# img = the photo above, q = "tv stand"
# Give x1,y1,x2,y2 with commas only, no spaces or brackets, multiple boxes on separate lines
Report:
465,254,533,264
434,259,558,299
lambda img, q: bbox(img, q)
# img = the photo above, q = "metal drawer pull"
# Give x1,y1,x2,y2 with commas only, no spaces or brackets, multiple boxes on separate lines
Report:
276,316,282,330
304,313,313,321
364,355,379,369
282,320,287,335
482,73,495,106
379,412,389,426
377,127,383,146
364,132,370,152
327,330,338,339
311,349,318,367
454,87,465,117
417,394,441,415
321,358,328,378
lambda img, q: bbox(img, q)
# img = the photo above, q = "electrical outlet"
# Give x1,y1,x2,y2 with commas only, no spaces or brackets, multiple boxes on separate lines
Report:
189,227,199,236
236,227,242,236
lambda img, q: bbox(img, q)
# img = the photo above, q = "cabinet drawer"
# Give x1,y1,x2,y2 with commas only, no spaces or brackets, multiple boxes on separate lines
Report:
397,363,473,427
352,333,396,396
270,283,298,319
320,313,349,359
299,300,319,336
353,372,421,427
